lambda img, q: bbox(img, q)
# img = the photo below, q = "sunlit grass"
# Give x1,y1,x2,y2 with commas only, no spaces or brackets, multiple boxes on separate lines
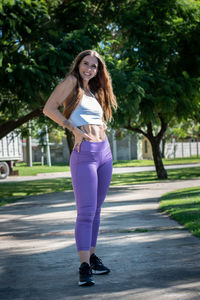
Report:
160,186,200,237
0,178,73,206
113,156,200,167
13,162,70,176
111,167,200,185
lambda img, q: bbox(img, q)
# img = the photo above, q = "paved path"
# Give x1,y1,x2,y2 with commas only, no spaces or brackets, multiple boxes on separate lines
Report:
0,179,200,299
1,163,200,182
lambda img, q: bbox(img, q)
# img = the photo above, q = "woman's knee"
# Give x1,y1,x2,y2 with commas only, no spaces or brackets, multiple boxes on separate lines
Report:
77,211,95,224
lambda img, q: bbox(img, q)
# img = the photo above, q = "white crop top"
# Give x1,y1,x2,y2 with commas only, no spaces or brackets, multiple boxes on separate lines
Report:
69,91,103,127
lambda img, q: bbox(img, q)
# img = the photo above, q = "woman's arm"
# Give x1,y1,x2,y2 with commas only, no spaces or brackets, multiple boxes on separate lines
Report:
43,74,92,151
43,75,76,132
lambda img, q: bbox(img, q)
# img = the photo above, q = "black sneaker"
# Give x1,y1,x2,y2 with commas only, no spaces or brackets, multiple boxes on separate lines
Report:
79,262,95,286
90,254,110,275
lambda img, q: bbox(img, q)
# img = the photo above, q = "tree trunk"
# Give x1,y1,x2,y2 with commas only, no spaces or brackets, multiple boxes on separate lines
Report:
65,129,74,154
161,138,166,158
126,114,168,180
0,108,43,139
150,139,168,179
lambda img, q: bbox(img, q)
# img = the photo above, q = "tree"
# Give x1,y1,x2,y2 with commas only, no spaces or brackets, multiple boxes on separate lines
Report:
0,0,51,138
109,0,200,179
0,0,120,141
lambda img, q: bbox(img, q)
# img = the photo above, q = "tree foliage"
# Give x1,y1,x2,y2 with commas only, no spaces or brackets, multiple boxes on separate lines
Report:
108,0,200,178
1,0,200,178
0,0,120,138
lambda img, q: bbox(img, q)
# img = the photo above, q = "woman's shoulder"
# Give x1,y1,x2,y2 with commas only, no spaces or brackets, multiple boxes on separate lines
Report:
63,74,77,87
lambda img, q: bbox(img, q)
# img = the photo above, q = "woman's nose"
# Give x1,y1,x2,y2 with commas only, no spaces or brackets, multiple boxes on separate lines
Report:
86,65,92,71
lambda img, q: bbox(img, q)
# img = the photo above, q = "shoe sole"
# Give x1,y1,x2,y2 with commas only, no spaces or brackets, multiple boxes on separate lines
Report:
92,269,110,275
78,280,95,286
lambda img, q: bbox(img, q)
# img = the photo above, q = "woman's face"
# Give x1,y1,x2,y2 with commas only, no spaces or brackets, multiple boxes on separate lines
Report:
78,55,98,83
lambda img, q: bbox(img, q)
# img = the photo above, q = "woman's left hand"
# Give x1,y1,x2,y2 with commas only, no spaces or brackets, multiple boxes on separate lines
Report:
103,122,107,131
73,127,92,152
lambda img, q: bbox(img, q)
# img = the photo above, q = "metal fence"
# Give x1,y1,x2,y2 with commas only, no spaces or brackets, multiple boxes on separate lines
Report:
165,141,200,158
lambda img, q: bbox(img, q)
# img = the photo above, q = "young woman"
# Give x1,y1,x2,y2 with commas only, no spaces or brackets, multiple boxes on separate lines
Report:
43,49,117,286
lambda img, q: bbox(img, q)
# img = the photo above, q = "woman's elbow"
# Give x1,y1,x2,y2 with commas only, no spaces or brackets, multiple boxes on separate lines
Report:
43,105,56,119
43,105,49,116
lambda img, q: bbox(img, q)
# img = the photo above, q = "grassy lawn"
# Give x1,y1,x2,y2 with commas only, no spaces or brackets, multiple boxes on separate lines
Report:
13,162,70,176
113,156,200,167
13,156,200,176
160,187,200,238
111,167,200,185
1,167,199,206
0,178,73,206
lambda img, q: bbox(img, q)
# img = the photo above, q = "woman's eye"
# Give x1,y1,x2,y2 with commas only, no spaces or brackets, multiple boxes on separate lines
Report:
83,62,97,69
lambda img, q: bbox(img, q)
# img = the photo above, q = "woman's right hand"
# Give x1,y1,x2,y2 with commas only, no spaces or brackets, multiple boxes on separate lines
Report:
73,127,92,152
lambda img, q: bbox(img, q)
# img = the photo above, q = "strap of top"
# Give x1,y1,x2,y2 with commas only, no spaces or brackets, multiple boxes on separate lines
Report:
86,88,95,98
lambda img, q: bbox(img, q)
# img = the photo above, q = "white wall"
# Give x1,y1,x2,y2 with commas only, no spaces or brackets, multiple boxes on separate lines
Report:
165,141,200,158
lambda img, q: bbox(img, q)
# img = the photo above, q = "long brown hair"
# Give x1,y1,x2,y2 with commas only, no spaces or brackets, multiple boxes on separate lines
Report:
63,49,117,121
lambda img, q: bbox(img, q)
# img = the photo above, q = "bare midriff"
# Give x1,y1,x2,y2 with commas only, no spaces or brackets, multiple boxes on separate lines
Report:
78,124,106,142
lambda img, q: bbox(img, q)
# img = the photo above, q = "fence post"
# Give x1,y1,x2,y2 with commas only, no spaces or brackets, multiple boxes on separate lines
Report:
112,129,117,161
27,121,32,167
181,141,184,158
189,140,192,157
45,125,51,167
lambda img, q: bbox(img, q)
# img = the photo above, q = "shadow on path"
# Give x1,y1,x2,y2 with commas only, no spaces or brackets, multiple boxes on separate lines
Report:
0,180,200,300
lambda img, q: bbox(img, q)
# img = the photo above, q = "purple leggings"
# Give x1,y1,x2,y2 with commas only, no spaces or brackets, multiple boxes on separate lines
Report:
70,137,113,251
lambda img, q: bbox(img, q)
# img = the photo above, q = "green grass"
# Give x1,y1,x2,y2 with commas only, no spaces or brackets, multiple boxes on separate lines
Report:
160,186,200,237
113,156,200,167
0,178,73,206
13,162,70,176
0,167,199,206
111,167,200,185
13,156,200,176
